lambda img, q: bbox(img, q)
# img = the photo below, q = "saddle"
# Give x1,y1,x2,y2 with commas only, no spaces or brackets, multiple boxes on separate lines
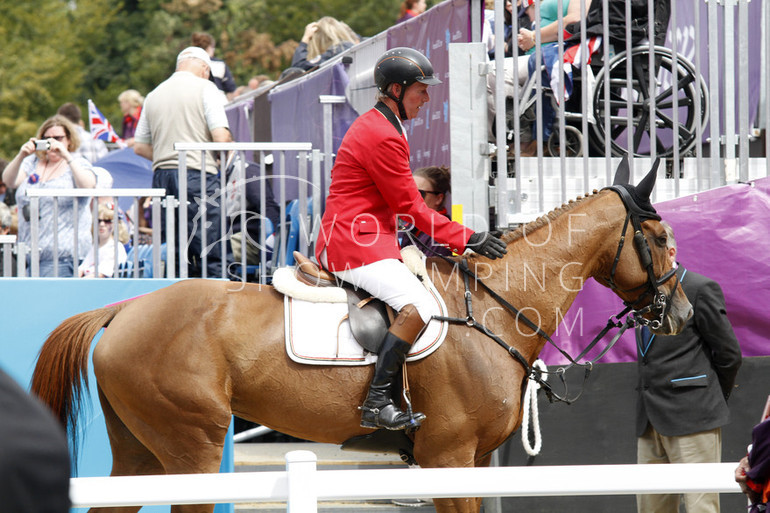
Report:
291,252,391,353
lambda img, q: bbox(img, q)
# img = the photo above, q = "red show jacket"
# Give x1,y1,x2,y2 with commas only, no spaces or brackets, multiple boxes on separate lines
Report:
316,104,472,271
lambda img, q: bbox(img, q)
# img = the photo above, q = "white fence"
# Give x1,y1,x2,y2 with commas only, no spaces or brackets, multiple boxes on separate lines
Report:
70,450,743,510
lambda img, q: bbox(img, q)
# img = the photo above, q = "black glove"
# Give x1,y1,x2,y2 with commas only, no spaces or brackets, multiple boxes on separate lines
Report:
467,231,507,259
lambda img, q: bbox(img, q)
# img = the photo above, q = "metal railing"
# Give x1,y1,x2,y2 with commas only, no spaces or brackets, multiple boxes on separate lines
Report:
487,0,770,225
175,142,320,281
0,234,21,277
11,144,322,281
24,188,167,278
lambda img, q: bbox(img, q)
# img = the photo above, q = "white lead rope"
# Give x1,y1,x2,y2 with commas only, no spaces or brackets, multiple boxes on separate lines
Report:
521,359,547,456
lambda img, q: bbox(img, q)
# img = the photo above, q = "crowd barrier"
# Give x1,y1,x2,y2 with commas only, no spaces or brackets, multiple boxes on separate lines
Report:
10,142,320,281
70,450,743,510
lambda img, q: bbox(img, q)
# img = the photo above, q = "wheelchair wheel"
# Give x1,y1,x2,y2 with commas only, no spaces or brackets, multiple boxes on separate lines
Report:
548,125,583,157
591,45,707,158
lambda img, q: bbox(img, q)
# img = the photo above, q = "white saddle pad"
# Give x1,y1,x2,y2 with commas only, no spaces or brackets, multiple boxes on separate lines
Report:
284,278,449,366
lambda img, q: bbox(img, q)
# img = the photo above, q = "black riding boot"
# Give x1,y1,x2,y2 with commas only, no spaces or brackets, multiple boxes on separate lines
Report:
360,304,426,430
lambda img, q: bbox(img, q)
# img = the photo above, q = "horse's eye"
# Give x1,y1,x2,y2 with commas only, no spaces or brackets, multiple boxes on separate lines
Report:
656,236,667,247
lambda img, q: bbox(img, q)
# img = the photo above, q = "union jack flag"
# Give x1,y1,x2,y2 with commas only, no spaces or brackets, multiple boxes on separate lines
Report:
88,99,124,146
533,36,602,105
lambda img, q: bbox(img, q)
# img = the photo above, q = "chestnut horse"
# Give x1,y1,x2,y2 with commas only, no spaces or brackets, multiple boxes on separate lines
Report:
31,164,692,513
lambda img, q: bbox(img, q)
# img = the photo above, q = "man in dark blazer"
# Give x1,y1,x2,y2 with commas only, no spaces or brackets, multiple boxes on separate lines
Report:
636,221,742,513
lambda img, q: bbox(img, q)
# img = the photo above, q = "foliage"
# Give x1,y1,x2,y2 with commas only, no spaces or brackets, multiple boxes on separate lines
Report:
0,0,435,161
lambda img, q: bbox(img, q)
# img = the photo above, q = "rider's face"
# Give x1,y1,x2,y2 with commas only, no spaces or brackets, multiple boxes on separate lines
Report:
400,82,430,120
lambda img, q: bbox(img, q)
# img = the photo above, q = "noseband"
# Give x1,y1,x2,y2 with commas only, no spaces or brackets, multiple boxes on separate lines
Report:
603,186,677,330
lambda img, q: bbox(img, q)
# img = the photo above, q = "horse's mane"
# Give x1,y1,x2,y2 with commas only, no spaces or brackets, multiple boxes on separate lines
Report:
500,189,601,246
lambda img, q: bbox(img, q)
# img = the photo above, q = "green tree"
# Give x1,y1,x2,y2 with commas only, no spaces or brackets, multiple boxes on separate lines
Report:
0,0,433,160
0,0,119,160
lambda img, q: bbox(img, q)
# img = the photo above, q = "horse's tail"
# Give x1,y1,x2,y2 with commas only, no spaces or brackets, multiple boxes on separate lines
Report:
30,301,130,453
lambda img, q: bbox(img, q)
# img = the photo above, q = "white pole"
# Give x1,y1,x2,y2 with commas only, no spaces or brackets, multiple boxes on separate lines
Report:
286,450,318,513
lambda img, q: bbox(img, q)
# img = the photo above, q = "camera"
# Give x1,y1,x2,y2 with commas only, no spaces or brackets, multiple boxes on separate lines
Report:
35,139,51,151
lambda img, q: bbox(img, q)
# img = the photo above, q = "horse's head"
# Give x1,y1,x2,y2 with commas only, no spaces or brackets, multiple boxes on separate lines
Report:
597,157,693,335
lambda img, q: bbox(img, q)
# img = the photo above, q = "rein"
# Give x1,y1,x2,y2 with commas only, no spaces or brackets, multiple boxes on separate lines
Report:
404,186,675,404
429,257,634,404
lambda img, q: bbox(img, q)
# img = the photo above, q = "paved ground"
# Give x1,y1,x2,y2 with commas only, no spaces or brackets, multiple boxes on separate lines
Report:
234,442,407,471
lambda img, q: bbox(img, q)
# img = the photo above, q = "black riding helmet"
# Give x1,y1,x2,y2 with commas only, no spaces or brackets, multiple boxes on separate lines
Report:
374,47,442,120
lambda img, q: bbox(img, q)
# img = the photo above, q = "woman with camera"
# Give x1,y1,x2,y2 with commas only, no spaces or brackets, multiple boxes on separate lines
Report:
2,114,96,277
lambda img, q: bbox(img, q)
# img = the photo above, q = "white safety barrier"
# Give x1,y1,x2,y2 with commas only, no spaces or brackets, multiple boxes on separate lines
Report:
70,450,742,509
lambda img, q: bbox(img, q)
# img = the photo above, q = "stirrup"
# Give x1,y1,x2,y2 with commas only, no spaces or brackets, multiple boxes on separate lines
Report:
359,403,426,431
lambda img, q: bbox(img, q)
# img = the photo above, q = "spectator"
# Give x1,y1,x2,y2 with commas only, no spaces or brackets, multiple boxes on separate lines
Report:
0,202,15,276
57,102,109,163
248,74,270,90
397,0,427,23
635,220,742,513
485,0,538,149
0,203,10,236
134,46,233,278
487,0,593,156
487,0,515,59
2,115,96,277
1,159,16,208
191,31,238,101
735,404,770,513
232,85,249,98
518,0,594,155
118,89,144,147
0,366,70,512
400,165,453,257
228,160,281,271
483,0,495,57
78,203,128,278
289,17,359,72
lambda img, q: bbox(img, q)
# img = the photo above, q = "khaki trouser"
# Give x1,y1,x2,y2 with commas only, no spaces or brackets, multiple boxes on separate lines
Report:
637,425,722,513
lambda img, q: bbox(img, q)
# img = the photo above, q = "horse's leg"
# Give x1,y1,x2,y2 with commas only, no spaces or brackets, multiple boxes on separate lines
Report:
96,366,231,513
117,396,231,513
89,387,163,513
411,434,483,513
410,383,522,513
411,449,495,513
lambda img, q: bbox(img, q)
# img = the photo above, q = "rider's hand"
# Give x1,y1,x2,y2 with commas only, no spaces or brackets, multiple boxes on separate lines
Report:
467,232,507,259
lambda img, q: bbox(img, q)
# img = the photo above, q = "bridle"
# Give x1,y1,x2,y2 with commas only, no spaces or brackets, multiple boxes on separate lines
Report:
408,186,678,404
602,185,677,331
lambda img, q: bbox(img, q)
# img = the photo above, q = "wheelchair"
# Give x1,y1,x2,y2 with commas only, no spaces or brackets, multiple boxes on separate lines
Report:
509,43,709,159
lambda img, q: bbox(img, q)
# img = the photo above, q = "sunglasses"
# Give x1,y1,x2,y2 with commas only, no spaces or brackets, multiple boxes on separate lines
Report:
98,219,113,225
44,135,67,141
418,189,440,199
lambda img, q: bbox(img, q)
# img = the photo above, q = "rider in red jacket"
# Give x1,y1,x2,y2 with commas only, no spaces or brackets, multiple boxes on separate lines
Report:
316,47,506,431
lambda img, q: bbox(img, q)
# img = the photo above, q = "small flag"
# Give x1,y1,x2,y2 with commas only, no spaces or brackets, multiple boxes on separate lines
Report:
88,99,125,147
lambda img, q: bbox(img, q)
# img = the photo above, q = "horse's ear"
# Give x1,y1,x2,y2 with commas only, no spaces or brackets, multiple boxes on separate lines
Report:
636,157,661,200
612,155,630,185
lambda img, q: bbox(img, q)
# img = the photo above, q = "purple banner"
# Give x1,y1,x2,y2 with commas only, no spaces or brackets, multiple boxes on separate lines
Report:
226,99,255,162
669,0,763,136
387,0,470,170
541,177,770,365
266,0,470,192
269,63,359,199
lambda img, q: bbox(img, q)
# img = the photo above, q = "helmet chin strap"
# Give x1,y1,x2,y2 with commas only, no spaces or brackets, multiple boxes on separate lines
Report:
387,84,409,120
